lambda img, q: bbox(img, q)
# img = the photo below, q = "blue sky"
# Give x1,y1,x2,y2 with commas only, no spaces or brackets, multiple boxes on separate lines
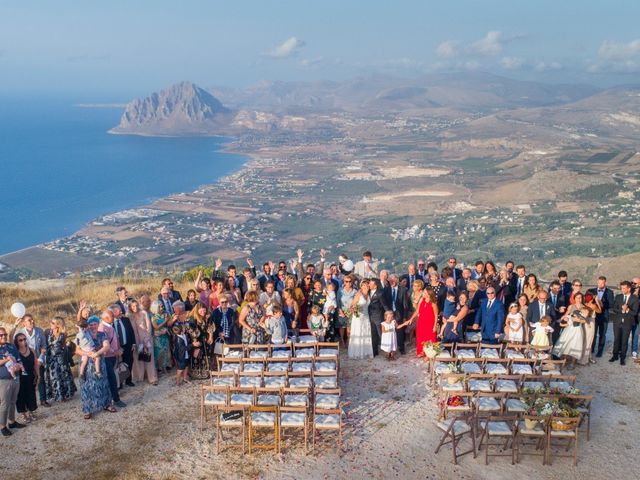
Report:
1,0,639,97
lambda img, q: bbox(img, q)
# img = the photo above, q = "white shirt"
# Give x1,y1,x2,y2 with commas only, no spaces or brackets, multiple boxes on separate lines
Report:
114,318,127,345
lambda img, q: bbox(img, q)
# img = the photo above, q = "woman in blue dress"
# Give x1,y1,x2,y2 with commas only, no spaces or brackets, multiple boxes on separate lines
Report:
45,317,77,403
439,292,469,343
75,316,114,419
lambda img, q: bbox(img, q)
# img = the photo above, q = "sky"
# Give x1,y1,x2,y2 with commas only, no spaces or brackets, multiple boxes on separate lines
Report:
1,0,639,98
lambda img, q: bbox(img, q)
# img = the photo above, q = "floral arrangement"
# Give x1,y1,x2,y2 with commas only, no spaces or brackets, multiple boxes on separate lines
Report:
446,395,466,407
347,304,361,321
525,398,580,419
422,341,442,357
522,384,548,394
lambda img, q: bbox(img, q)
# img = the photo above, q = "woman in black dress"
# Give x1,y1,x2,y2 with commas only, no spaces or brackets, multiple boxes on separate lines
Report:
14,332,39,423
45,317,76,403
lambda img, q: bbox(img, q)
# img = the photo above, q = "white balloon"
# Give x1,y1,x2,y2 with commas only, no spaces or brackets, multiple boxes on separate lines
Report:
10,302,26,319
342,260,354,272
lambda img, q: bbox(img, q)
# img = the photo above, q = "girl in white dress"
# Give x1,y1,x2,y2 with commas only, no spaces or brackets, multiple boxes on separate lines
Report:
348,280,373,360
381,311,404,360
504,303,524,343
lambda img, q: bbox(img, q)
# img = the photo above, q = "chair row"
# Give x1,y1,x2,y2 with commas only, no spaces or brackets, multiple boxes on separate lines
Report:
433,342,553,360
222,341,340,359
436,412,582,466
210,371,338,390
200,386,343,454
430,358,566,383
218,357,339,375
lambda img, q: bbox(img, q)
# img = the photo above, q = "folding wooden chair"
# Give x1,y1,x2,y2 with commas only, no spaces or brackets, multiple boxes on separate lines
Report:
248,405,280,453
437,373,467,399
238,371,263,389
528,345,552,361
288,371,313,389
504,343,528,359
479,343,503,359
200,385,229,430
246,343,272,360
266,357,290,373
454,343,479,359
434,412,477,465
256,386,282,407
548,375,577,393
209,370,237,387
293,342,317,359
459,357,484,375
505,393,534,416
313,357,338,376
317,341,340,362
271,343,293,359
263,371,288,389
312,395,343,454
494,375,522,395
280,405,309,454
546,416,580,466
215,404,248,454
478,414,517,465
440,391,474,420
313,371,338,390
221,343,244,359
314,388,341,411
218,357,242,374
510,358,536,376
484,358,510,376
514,415,549,464
290,358,314,374
436,342,455,359
468,374,495,394
431,357,459,388
566,394,593,441
474,392,505,433
242,359,266,374
522,375,549,393
538,358,566,376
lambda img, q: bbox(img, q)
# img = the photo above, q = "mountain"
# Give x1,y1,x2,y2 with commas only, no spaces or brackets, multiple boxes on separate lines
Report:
109,81,234,136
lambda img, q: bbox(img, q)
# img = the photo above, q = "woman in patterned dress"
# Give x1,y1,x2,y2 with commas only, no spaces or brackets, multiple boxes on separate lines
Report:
45,317,76,403
150,301,172,372
239,291,266,344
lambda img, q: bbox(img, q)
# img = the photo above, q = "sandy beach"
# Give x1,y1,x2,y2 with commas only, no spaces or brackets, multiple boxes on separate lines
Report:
1,336,639,480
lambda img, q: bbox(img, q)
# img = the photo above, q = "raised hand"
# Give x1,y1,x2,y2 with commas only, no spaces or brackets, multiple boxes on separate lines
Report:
289,259,297,271
320,248,326,259
215,258,223,270
268,260,275,271
297,248,303,259
247,258,254,267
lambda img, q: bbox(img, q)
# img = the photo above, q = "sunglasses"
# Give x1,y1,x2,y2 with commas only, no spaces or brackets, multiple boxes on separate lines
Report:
220,301,228,304
487,291,496,295
0,333,7,337
573,284,582,287
17,338,27,342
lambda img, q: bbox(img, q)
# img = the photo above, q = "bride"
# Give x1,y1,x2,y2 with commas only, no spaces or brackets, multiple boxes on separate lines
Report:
348,279,373,359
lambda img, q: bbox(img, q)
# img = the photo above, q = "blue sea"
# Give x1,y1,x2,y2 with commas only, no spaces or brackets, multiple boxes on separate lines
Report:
0,96,247,255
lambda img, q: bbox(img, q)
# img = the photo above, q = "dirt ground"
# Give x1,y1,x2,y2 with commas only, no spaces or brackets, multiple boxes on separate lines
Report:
1,335,639,480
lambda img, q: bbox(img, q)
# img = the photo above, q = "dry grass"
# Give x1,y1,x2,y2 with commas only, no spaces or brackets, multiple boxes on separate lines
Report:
0,276,192,332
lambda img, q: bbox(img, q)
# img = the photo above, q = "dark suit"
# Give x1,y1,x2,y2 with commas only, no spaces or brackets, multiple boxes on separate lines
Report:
114,316,136,385
496,282,514,310
173,334,192,369
611,293,639,360
456,277,470,292
157,289,182,304
526,300,556,324
593,287,615,356
450,268,463,282
474,298,504,344
511,276,527,299
548,292,567,344
400,273,423,291
368,287,390,356
385,285,410,354
210,307,239,344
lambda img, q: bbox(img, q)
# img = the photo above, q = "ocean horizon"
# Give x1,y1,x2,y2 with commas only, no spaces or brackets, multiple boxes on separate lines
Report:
0,96,247,255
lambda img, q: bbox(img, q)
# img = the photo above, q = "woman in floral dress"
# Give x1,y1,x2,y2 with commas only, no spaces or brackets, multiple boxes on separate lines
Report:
45,317,76,403
150,301,172,371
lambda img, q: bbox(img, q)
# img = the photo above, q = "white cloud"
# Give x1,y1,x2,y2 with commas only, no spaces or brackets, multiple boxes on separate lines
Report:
435,40,461,59
598,39,640,61
500,56,524,70
264,37,305,58
533,61,563,72
470,31,504,56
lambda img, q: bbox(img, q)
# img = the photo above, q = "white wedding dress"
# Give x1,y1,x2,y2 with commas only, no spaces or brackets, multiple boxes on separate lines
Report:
348,295,374,359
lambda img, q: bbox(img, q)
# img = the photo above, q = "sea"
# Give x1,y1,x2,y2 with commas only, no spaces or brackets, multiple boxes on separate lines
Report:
0,96,247,255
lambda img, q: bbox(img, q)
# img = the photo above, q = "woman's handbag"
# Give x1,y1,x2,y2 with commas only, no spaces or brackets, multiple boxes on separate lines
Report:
138,349,152,363
213,338,225,356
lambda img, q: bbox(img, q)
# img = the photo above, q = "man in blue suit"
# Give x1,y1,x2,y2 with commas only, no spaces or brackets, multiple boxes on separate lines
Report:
473,287,504,344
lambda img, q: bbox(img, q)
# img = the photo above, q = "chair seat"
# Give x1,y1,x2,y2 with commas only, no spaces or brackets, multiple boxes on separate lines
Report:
267,363,289,372
239,377,262,388
480,349,499,359
219,414,244,426
281,412,306,427
495,380,518,393
461,363,482,374
291,362,312,372
482,421,512,436
437,418,472,435
318,348,338,357
272,349,292,358
284,394,308,407
523,381,545,392
505,399,528,413
315,377,338,389
441,382,464,392
257,395,281,406
264,377,287,388
504,350,525,359
251,412,276,427
456,349,476,359
448,400,471,411
230,394,253,406
212,377,235,387
549,381,571,393
315,361,337,372
511,364,533,375
518,420,546,435
434,363,453,374
476,397,501,411
466,331,483,342
289,377,312,388
541,370,561,376
221,364,240,373
469,379,492,392
435,351,452,360
298,335,317,344
314,414,340,427
550,427,576,437
296,348,316,358
243,363,264,373
249,350,269,358
485,364,507,375
204,393,227,405
224,350,243,358
315,394,340,409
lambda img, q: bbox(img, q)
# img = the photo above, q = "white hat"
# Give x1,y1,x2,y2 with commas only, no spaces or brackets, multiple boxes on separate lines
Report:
342,260,354,272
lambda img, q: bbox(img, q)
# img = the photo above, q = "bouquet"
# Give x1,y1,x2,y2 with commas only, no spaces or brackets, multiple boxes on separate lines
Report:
422,341,442,358
347,304,361,321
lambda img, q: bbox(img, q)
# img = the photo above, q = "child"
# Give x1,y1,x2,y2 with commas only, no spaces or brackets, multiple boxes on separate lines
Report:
75,319,102,381
530,315,554,347
3,353,24,379
439,315,463,343
263,305,288,345
309,304,328,341
442,291,457,319
381,311,403,360
323,282,337,336
172,324,191,386
504,303,524,343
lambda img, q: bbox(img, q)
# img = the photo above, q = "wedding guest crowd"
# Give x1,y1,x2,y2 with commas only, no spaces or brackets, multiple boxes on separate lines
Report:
1,248,638,438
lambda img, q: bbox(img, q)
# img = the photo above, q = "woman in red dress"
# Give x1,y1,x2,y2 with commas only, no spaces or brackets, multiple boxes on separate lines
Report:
409,288,439,357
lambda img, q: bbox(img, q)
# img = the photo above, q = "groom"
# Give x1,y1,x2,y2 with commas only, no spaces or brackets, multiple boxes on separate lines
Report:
368,279,390,356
